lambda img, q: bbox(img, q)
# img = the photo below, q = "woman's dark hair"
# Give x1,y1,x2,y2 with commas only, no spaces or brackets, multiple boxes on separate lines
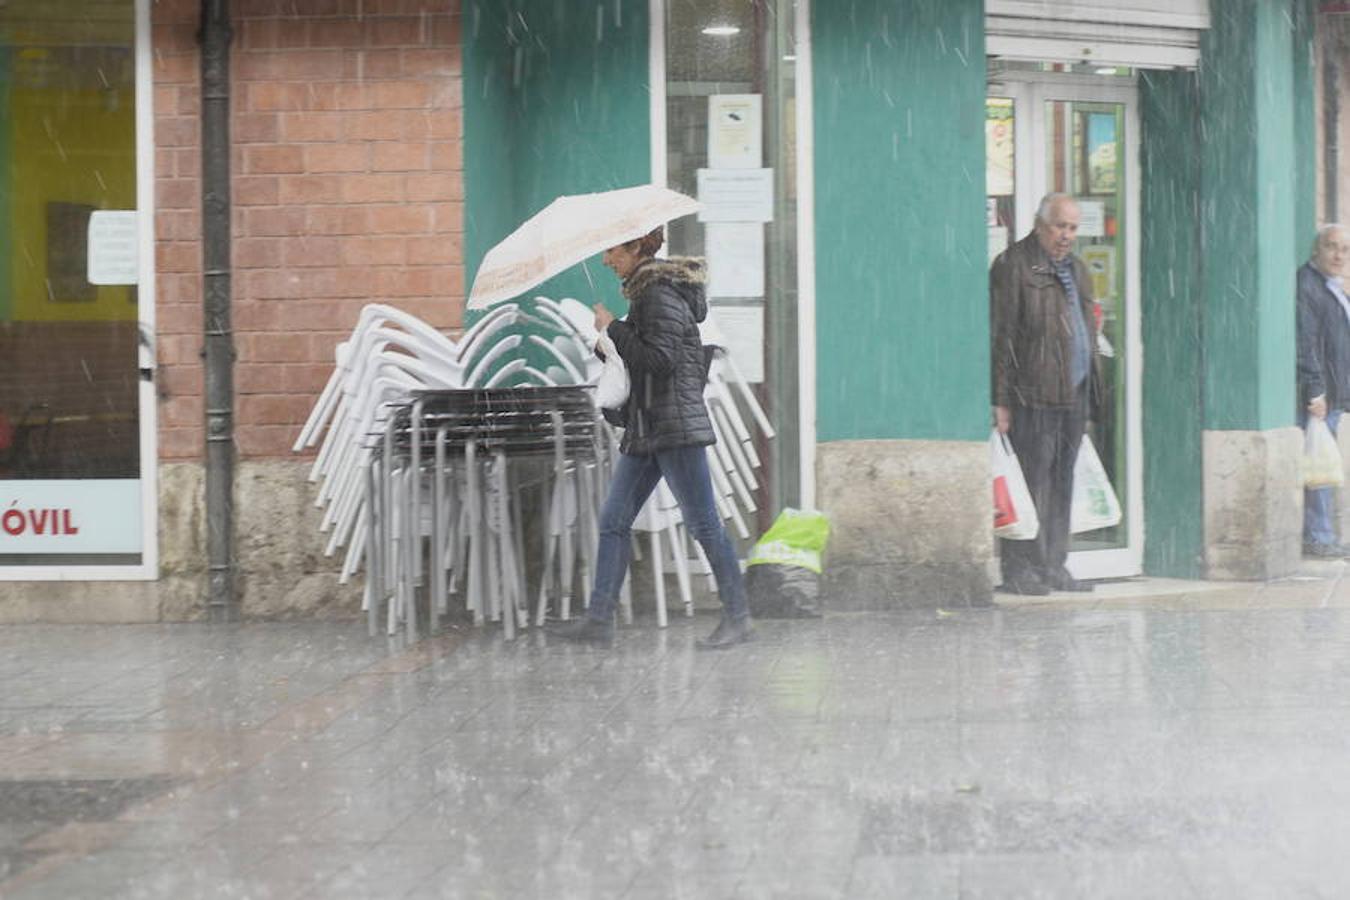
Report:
628,226,664,259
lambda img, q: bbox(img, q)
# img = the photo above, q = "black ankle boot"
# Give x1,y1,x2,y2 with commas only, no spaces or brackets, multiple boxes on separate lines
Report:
697,616,755,650
548,617,614,646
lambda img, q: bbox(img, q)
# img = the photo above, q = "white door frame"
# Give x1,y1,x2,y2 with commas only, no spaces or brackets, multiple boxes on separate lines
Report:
0,0,158,581
991,71,1144,579
648,0,818,510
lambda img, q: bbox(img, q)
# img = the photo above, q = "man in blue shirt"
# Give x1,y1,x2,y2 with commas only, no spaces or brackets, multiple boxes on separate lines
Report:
1296,224,1350,557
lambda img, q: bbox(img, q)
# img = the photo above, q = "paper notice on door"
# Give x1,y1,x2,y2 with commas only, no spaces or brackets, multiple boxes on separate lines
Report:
87,211,139,285
707,303,764,384
1077,201,1105,238
708,94,762,169
697,168,774,223
706,223,764,298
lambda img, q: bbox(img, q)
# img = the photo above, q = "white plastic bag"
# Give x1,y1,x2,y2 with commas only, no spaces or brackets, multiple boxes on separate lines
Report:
1070,435,1123,533
1303,417,1345,488
991,431,1039,540
594,330,629,410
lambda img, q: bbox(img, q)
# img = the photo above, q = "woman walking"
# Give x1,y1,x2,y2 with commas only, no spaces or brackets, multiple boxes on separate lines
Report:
550,227,753,649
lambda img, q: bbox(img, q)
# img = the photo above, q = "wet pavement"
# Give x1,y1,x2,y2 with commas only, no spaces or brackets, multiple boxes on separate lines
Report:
4,572,1350,898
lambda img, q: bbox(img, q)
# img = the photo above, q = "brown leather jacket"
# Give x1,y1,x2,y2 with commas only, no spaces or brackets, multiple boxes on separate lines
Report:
990,233,1099,409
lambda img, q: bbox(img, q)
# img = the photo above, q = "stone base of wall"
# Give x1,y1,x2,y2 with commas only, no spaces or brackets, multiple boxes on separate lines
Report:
0,460,362,623
1203,427,1302,580
817,439,992,610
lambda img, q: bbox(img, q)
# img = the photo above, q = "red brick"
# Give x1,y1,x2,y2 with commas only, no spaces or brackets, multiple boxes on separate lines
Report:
341,236,407,266
370,80,432,109
343,110,410,141
400,48,459,77
237,425,304,460
240,332,315,364
429,14,461,47
155,148,176,179
432,202,463,233
281,236,343,268
151,0,198,25
307,205,371,235
156,210,199,242
156,334,202,367
367,17,424,47
280,112,342,142
279,174,344,204
281,363,336,394
174,148,202,177
158,365,203,399
160,394,203,427
429,140,462,171
159,427,203,461
247,82,312,113
240,207,307,237
234,113,280,143
372,142,428,172
154,85,179,117
405,236,459,266
158,302,205,335
308,19,364,48
305,145,369,174
159,178,199,210
176,85,201,117
237,18,281,50
156,116,198,148
235,364,288,393
369,206,431,234
234,176,280,207
239,394,312,426
157,242,199,274
244,145,305,174
153,49,197,84
235,237,283,269
275,19,310,49
341,174,404,203
405,172,461,202
359,50,404,79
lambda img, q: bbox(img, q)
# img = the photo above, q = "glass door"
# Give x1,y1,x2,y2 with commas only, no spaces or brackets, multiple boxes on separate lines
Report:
986,73,1142,580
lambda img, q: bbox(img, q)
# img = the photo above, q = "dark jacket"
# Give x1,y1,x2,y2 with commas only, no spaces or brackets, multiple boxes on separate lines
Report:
606,256,716,456
990,233,1099,409
1296,261,1350,409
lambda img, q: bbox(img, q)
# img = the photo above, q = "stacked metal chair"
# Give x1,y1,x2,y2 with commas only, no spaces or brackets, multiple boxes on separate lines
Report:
294,297,775,639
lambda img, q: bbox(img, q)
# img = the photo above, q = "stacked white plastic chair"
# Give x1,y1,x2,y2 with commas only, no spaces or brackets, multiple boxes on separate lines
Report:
294,296,775,639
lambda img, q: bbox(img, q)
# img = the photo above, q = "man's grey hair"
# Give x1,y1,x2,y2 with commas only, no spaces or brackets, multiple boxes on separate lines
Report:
1035,192,1079,224
1313,223,1350,258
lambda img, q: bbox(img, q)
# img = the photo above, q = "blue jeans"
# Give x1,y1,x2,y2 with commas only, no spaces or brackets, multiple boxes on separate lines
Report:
586,445,748,623
1301,407,1343,546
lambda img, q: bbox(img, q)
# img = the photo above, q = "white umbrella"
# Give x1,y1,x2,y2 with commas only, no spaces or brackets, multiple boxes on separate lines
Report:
467,184,700,309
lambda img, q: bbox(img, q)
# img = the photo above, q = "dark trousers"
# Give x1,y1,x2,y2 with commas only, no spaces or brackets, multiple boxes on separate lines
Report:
1000,387,1088,585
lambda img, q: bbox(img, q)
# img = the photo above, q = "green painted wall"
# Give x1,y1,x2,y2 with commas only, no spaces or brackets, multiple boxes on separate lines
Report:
1140,71,1204,578
1199,0,1300,431
463,0,650,315
812,0,987,442
1293,0,1317,248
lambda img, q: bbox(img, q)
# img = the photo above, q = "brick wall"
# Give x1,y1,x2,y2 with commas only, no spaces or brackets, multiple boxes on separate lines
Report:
152,0,464,461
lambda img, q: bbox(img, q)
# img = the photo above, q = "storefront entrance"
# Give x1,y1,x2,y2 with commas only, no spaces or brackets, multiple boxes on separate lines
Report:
987,67,1143,580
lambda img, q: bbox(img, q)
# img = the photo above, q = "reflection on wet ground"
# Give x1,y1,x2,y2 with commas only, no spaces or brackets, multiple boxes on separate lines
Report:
3,572,1350,898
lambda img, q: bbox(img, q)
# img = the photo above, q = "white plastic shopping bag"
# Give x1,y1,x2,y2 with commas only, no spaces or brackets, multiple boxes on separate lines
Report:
1070,434,1123,533
991,430,1039,540
593,330,629,410
1303,416,1345,488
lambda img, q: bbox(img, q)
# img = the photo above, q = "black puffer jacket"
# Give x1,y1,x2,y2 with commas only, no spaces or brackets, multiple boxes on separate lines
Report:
607,256,716,456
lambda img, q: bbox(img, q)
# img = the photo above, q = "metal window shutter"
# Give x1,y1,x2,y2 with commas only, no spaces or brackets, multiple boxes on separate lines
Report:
987,0,1210,70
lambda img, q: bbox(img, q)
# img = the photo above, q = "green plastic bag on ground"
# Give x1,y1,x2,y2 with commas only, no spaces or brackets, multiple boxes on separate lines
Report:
745,508,831,618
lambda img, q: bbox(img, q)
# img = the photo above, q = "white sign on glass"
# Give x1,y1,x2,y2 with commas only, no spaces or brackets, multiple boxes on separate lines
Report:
697,168,774,223
708,304,764,384
706,223,765,298
1077,200,1106,238
708,94,763,169
87,211,140,285
0,480,143,554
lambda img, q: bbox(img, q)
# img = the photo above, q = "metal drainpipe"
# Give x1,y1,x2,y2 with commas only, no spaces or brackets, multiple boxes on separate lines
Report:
200,0,237,622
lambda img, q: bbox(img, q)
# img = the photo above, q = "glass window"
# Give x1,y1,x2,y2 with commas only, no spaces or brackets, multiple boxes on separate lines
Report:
0,1,143,566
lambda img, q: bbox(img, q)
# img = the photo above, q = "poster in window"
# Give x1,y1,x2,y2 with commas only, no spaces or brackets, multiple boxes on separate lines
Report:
46,202,96,302
1085,113,1117,195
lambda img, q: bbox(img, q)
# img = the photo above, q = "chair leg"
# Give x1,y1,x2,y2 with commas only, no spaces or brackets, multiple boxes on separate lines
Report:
650,530,667,629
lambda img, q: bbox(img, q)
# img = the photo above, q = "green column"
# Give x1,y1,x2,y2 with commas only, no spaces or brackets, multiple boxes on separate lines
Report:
812,0,987,442
1200,0,1302,431
463,1,649,310
1140,71,1204,578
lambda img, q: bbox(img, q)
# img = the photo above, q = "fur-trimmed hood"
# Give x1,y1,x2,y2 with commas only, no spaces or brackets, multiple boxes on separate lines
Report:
621,256,707,323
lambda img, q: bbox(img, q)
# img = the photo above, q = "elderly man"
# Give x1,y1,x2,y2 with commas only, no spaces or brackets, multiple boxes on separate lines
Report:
991,193,1098,595
1296,223,1350,557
